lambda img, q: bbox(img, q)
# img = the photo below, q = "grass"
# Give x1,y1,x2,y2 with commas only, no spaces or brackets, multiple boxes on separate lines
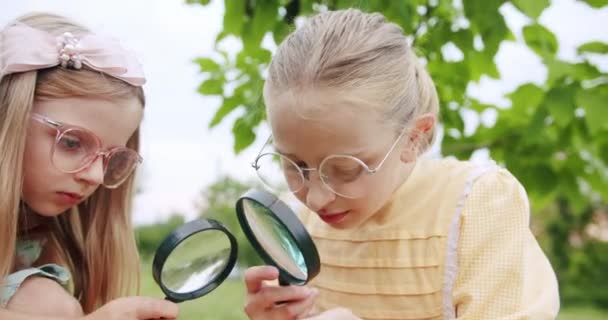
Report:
141,261,248,320
557,306,608,320
140,262,607,319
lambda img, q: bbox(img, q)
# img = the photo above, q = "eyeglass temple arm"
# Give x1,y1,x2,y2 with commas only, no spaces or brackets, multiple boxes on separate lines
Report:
30,113,60,129
369,127,409,173
251,135,273,168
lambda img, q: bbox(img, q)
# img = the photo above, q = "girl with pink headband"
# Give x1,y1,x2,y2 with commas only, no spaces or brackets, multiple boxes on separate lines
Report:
0,12,178,320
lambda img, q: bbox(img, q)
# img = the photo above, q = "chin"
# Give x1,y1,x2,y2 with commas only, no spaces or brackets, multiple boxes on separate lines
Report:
328,216,360,230
30,203,71,217
328,222,351,230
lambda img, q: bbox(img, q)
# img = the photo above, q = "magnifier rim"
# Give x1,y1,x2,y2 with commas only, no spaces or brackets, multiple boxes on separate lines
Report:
152,218,238,302
236,189,320,285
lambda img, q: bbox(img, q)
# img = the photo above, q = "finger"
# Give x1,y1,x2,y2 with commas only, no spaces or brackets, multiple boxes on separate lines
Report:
244,285,314,318
244,266,279,294
249,285,315,310
280,288,318,319
131,297,179,319
263,291,317,320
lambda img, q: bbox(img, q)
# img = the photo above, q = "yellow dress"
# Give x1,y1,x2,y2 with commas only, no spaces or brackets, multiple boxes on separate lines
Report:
299,158,560,320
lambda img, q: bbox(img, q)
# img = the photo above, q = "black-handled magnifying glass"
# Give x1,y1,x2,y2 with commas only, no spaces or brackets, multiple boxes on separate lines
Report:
150,187,320,307
236,189,320,285
152,218,238,302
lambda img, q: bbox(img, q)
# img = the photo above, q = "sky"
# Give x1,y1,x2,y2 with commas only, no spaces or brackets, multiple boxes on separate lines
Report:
1,0,607,225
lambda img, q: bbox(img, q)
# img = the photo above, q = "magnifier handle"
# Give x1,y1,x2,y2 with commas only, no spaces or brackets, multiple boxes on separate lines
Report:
278,277,290,286
156,296,177,320
275,277,297,305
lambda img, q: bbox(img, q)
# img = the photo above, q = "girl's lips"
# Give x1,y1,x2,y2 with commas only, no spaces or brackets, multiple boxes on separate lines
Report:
56,192,83,205
318,211,349,224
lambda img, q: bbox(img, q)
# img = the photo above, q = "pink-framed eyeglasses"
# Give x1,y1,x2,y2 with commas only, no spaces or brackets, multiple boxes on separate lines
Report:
30,113,142,188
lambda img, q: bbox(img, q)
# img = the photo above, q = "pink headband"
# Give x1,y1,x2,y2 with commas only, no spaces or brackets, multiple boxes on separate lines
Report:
0,23,145,86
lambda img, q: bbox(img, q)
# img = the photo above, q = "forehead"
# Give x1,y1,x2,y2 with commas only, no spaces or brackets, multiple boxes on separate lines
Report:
266,90,394,156
32,97,143,146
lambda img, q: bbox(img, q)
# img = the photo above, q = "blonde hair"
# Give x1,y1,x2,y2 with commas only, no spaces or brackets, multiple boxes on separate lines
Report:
0,13,143,312
264,9,439,153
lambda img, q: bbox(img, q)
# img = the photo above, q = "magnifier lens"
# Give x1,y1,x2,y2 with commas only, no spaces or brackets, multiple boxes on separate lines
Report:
161,230,232,293
236,189,320,286
242,199,307,281
152,218,238,302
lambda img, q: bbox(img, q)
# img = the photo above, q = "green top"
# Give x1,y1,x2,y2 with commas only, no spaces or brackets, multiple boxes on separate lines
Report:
1,239,71,307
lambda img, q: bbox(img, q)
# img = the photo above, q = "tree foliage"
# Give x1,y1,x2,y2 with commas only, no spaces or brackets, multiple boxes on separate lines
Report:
136,214,186,258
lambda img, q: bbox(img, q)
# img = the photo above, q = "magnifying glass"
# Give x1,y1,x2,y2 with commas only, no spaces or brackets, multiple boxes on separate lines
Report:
236,189,320,285
152,218,238,302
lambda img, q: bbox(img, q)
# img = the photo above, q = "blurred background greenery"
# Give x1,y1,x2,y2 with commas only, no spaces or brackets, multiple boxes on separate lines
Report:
136,0,608,318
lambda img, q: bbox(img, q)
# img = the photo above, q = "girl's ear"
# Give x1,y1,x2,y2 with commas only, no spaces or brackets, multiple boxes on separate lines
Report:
399,113,436,163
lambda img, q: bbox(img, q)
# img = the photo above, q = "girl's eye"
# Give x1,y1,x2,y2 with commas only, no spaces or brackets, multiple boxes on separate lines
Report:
295,161,308,170
325,166,363,183
58,135,82,151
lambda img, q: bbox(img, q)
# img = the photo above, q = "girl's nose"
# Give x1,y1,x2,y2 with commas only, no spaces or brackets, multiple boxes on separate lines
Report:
74,156,104,186
304,172,336,213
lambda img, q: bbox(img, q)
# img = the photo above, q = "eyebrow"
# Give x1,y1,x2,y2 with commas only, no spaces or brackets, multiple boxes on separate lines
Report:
273,145,369,161
273,146,293,157
36,114,125,148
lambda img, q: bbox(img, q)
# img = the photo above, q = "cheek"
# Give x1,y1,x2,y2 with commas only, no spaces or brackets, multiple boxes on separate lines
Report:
353,172,395,212
22,138,59,192
353,193,379,213
294,190,308,207
21,143,69,216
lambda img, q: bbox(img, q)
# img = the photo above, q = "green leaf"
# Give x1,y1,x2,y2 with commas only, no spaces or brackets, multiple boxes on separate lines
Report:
504,83,545,126
523,23,558,58
576,85,608,135
440,106,465,133
546,59,602,85
232,117,256,153
197,78,223,95
333,0,357,9
452,30,474,53
427,61,469,93
194,57,221,72
544,86,575,128
273,21,292,45
559,172,588,215
577,41,608,54
215,30,229,43
527,105,549,137
463,0,507,55
467,49,500,81
209,95,242,128
250,48,272,64
508,83,545,113
469,99,494,113
518,163,559,198
581,0,608,8
386,1,415,34
463,0,503,35
511,0,550,19
298,0,315,15
482,15,509,56
584,169,608,202
243,0,278,50
224,0,245,36
185,0,211,5
599,140,608,163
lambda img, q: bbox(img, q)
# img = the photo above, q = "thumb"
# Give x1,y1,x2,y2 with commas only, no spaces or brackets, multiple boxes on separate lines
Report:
129,297,179,319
